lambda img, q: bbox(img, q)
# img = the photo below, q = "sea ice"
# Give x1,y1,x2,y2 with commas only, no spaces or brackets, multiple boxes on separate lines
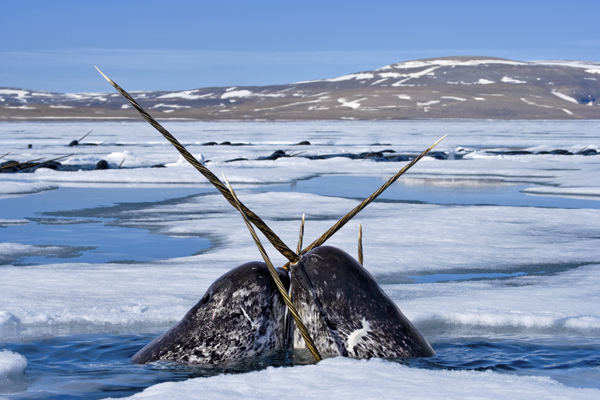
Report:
0,120,599,397
0,350,27,394
110,357,599,400
0,181,58,198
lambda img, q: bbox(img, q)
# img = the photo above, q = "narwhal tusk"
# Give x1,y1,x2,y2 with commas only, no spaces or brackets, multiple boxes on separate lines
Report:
296,213,305,256
358,224,363,266
222,174,322,362
77,130,93,143
95,66,300,264
299,135,446,255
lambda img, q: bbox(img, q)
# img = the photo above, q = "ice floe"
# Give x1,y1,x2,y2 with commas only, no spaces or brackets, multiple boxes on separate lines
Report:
112,357,599,400
0,181,57,197
0,350,27,394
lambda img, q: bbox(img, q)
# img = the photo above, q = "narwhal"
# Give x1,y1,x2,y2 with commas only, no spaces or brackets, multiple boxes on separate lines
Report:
131,262,290,364
97,67,439,365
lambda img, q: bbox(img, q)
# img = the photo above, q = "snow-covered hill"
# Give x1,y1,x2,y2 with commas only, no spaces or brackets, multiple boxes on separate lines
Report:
2,56,600,120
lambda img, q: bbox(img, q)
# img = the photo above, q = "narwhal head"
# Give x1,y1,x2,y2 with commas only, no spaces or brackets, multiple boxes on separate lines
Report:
290,245,435,359
131,262,289,365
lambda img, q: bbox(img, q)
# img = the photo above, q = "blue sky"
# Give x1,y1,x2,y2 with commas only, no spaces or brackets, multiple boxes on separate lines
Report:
2,0,599,93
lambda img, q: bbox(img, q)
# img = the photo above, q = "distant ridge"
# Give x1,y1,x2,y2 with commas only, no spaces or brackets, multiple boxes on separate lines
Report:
2,56,600,120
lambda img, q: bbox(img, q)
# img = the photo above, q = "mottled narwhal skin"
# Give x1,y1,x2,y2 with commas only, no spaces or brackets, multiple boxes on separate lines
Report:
131,262,290,365
290,246,435,358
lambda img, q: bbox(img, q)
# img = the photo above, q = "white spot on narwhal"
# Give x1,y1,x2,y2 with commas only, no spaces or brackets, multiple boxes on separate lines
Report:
212,299,224,320
240,306,256,328
347,317,371,352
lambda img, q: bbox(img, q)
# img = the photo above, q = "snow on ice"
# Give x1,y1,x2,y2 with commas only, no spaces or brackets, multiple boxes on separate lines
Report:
111,357,599,400
0,350,27,394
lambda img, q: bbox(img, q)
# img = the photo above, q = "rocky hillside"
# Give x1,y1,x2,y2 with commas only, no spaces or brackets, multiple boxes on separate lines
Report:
2,56,600,120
